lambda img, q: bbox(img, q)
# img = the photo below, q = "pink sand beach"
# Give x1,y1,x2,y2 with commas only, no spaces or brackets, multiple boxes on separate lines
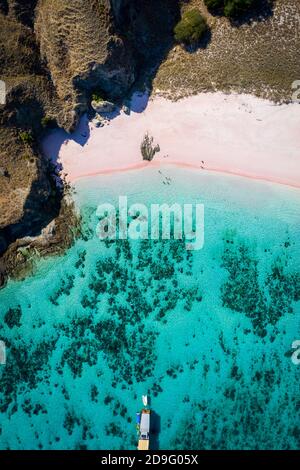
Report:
42,92,300,188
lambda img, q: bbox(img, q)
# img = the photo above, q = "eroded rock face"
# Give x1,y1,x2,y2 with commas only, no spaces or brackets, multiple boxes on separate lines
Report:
34,0,180,131
6,0,38,27
0,125,61,252
0,7,54,260
35,0,135,131
0,0,137,283
91,99,115,114
0,0,180,284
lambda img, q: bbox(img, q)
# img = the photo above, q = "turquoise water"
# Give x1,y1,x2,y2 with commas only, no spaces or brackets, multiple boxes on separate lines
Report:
0,167,299,450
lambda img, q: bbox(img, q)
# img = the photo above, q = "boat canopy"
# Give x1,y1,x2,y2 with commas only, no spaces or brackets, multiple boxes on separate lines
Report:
140,411,150,437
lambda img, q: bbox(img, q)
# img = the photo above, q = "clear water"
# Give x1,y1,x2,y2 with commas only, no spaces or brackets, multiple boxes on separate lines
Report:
0,167,299,450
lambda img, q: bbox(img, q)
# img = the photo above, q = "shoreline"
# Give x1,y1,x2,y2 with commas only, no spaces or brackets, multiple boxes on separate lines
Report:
42,92,300,189
68,161,300,190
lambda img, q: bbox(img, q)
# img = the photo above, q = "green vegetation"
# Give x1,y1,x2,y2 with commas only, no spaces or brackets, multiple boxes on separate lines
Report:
174,9,208,45
19,131,34,145
204,0,224,10
41,116,56,129
204,0,256,17
91,91,104,102
24,154,35,164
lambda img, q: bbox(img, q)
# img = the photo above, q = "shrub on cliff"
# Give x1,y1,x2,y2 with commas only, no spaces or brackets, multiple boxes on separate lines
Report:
204,0,223,11
92,92,104,103
41,116,56,129
19,131,34,145
174,9,208,46
204,0,256,17
224,0,256,16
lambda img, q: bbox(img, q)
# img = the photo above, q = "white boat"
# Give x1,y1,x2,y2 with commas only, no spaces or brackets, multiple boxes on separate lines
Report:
137,396,150,451
142,395,148,407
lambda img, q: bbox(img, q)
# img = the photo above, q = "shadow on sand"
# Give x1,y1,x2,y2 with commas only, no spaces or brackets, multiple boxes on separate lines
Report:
42,88,151,172
128,91,150,114
41,114,91,172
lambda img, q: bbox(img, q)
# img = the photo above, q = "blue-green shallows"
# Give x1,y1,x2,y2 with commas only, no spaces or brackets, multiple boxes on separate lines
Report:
0,167,299,450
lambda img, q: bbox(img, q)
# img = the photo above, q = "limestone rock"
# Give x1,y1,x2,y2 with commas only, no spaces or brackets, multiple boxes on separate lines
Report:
122,104,131,115
0,0,181,284
35,0,136,131
91,100,116,114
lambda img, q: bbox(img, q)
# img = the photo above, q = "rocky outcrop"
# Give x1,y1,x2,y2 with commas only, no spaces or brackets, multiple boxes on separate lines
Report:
0,0,180,285
91,99,115,114
0,0,134,285
6,0,38,27
0,3,66,285
35,0,135,131
34,0,180,131
0,0,135,284
0,122,66,286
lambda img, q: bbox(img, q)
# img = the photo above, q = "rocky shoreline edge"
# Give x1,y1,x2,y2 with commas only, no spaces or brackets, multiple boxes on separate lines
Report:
0,195,81,289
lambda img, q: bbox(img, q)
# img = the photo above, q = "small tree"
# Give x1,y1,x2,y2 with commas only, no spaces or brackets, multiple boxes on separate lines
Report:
92,91,104,103
224,0,255,17
174,9,208,46
204,0,257,17
19,131,34,145
204,0,223,11
140,133,160,162
41,116,56,129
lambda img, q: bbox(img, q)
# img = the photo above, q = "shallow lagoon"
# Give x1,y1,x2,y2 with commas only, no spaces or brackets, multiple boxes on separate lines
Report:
0,167,299,450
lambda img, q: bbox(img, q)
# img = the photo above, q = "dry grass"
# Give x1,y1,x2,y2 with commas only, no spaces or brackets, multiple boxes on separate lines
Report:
0,15,40,76
35,0,111,101
0,127,38,228
153,0,300,102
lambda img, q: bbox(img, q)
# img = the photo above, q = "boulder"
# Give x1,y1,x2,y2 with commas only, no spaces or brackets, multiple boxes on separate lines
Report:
91,100,116,114
122,104,131,115
92,113,105,127
93,119,104,128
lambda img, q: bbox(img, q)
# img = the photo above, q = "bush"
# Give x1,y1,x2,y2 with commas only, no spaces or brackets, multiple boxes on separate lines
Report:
204,0,223,10
224,0,255,16
204,0,256,17
92,92,104,102
19,131,33,145
174,9,208,45
24,154,35,164
41,116,56,129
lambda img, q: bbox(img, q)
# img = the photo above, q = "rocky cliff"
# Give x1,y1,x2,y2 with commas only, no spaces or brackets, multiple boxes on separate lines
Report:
34,0,180,131
0,0,180,285
35,0,135,131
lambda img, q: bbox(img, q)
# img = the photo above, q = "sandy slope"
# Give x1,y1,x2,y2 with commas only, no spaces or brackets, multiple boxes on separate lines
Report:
42,92,300,188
